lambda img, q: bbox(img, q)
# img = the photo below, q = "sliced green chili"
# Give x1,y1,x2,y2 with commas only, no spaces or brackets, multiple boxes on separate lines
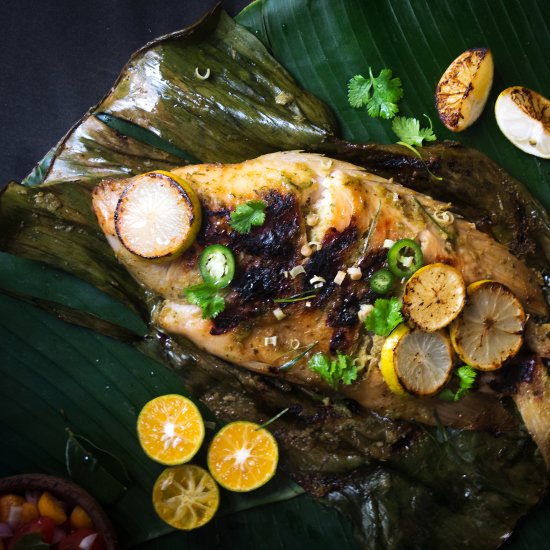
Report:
369,268,396,294
199,244,235,288
387,239,424,279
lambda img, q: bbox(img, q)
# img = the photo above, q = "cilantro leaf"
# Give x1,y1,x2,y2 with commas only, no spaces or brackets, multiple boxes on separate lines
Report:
229,200,267,233
438,365,478,401
347,75,372,108
184,282,225,319
364,297,404,337
392,115,437,146
307,352,358,388
348,68,403,119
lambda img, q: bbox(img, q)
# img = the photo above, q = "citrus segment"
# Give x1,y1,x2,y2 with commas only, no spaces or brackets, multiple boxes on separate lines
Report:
394,330,454,396
495,86,550,158
115,170,202,259
403,263,466,332
436,48,494,132
207,421,278,492
153,465,219,530
379,324,410,396
137,394,205,465
450,281,525,371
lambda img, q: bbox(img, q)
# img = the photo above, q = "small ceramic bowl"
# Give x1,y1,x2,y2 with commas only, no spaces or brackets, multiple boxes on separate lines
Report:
0,474,118,549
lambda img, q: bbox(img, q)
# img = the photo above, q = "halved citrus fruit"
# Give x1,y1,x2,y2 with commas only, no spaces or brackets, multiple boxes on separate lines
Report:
207,421,278,492
115,170,202,259
436,48,494,132
153,465,219,530
495,86,550,158
137,394,205,465
379,324,410,396
394,329,454,396
450,281,525,371
403,263,466,332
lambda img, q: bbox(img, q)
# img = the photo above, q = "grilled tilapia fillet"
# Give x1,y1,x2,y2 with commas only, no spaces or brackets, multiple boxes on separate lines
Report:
92,151,548,435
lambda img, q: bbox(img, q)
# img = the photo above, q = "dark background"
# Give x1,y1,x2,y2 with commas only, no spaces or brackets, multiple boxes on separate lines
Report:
0,0,250,184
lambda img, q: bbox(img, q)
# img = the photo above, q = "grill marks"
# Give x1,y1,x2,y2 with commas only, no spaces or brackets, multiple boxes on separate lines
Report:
198,190,380,345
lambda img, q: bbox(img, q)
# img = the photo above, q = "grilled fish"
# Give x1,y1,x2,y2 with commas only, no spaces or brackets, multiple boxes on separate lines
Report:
92,151,549,441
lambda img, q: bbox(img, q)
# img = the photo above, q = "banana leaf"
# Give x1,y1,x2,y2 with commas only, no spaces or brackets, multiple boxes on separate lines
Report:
1,1,550,549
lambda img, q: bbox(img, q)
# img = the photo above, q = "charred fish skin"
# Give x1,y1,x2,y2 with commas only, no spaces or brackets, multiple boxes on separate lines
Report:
92,151,548,434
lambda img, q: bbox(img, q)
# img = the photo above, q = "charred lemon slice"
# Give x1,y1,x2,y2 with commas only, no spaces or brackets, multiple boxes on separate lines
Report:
115,170,201,260
379,323,410,396
394,330,454,396
137,394,205,465
495,86,550,158
436,48,494,132
449,281,525,371
403,263,466,332
207,421,278,492
153,465,219,530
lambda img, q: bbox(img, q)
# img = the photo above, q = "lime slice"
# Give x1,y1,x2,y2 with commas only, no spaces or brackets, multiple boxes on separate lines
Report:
394,330,454,396
403,263,466,332
495,86,550,158
450,281,525,371
115,170,201,259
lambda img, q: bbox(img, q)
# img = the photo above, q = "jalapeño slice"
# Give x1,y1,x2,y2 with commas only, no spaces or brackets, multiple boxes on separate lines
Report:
199,245,235,288
369,268,396,294
387,239,424,279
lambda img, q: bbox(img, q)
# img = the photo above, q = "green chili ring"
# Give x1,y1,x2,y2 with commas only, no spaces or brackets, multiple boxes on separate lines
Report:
387,239,424,279
199,244,235,288
369,268,396,294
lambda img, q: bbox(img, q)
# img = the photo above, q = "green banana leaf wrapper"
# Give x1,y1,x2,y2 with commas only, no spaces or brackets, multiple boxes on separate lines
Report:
1,3,549,549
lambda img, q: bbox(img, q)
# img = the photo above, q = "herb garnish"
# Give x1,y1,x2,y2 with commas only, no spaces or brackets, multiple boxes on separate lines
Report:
274,289,318,303
348,67,404,119
229,199,267,233
364,297,404,337
438,366,478,401
278,341,318,372
307,352,358,387
392,115,437,147
184,282,225,319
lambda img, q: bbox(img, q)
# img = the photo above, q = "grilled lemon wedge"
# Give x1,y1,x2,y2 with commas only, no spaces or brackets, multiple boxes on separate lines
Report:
450,281,525,371
436,48,494,132
394,329,454,396
403,263,466,332
115,170,201,260
379,324,410,396
495,86,550,158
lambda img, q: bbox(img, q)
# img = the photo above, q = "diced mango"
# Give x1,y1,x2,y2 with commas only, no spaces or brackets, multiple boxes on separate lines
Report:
38,491,67,526
20,502,40,525
70,504,93,529
0,494,25,523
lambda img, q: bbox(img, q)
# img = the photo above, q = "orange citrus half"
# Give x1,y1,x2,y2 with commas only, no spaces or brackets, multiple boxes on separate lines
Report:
153,465,219,530
207,421,278,492
137,394,205,465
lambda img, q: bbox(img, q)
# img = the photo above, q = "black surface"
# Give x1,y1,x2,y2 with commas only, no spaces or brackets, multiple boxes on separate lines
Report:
0,0,251,184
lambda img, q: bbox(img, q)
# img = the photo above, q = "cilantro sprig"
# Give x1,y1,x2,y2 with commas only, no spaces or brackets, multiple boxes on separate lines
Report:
229,200,267,234
438,366,478,402
364,297,404,337
307,352,358,388
392,115,437,147
184,282,225,319
348,67,404,119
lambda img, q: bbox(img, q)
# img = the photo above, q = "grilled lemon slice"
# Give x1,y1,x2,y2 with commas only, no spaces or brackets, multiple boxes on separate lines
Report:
394,329,454,396
495,86,550,158
115,170,201,260
449,281,525,371
436,48,494,132
403,263,466,332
